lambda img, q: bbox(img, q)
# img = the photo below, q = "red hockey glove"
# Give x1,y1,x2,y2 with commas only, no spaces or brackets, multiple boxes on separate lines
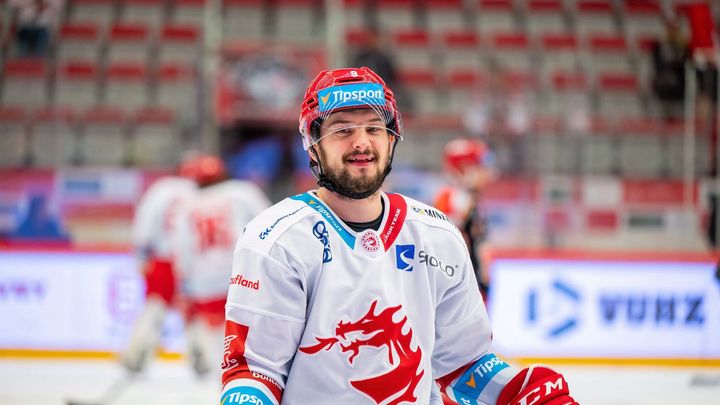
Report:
496,365,578,405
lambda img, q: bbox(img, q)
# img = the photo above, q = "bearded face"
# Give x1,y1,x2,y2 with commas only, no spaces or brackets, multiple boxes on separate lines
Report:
311,109,395,199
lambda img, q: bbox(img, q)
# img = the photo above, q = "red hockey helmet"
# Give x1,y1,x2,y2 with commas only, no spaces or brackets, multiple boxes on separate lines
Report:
298,67,403,150
178,153,226,185
443,138,495,172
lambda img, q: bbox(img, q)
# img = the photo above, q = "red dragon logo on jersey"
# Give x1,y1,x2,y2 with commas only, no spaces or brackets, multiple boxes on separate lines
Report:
299,300,424,405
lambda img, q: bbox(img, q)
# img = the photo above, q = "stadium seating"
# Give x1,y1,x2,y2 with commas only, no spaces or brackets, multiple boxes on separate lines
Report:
525,0,568,35
57,22,103,63
155,63,197,116
426,0,467,33
69,0,117,27
578,117,615,175
158,24,202,64
171,0,206,25
1,59,49,108
476,0,517,34
623,1,664,43
274,0,321,44
31,107,79,167
0,0,700,183
399,69,439,115
586,34,633,74
595,71,643,117
486,31,531,72
392,29,433,70
223,0,265,40
79,106,127,166
103,61,149,108
120,0,166,25
574,0,617,37
343,0,366,31
129,107,178,167
0,106,28,167
616,118,665,178
107,23,151,63
440,30,483,72
539,33,581,77
376,0,416,32
56,60,100,109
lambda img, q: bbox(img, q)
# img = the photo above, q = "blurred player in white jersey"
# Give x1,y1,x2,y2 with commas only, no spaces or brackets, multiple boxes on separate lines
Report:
121,157,199,373
220,67,577,405
172,154,270,379
433,138,497,299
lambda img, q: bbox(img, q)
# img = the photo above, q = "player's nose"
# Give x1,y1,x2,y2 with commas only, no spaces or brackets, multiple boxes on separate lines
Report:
351,127,373,149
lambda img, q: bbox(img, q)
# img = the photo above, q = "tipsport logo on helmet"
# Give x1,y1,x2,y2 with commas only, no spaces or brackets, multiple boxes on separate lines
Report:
317,83,386,113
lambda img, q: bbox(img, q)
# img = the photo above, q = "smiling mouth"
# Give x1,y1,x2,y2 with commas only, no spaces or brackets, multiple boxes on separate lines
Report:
346,156,375,164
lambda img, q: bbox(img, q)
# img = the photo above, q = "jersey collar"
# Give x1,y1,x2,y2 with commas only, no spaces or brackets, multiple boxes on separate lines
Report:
291,191,407,252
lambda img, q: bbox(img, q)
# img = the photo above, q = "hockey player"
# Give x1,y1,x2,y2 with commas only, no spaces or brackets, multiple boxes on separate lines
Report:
172,154,270,378
220,67,577,404
434,138,497,299
121,157,199,373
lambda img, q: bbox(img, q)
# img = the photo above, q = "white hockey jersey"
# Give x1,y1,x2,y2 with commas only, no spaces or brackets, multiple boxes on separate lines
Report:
173,180,270,302
132,176,196,261
222,190,492,405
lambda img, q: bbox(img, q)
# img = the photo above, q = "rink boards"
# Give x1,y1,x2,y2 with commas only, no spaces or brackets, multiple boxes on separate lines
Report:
488,250,720,365
0,247,185,356
1,246,719,365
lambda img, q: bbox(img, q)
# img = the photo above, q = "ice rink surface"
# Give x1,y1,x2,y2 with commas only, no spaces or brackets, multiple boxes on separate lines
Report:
0,358,718,404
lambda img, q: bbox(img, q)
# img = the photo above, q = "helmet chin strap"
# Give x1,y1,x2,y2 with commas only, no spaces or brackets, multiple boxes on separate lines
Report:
310,136,400,200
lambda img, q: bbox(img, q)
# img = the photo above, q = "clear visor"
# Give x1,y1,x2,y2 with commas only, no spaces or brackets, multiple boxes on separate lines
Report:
300,83,402,150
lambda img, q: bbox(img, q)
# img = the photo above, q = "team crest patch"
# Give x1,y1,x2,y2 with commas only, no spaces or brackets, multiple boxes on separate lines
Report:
359,230,381,252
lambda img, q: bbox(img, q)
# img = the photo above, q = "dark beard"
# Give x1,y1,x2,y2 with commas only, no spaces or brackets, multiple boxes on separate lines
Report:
318,149,389,199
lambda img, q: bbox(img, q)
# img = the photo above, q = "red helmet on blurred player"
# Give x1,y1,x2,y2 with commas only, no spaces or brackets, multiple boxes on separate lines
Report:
179,153,227,187
443,138,495,173
298,67,404,199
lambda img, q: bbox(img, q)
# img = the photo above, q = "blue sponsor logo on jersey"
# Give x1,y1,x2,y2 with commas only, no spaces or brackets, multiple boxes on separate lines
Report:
313,220,333,263
451,353,509,402
395,244,415,271
221,386,273,404
258,206,305,240
317,83,385,113
291,193,356,248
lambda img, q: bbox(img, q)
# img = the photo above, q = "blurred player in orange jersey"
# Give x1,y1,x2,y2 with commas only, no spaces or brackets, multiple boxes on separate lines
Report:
171,154,270,378
434,138,497,299
121,155,200,373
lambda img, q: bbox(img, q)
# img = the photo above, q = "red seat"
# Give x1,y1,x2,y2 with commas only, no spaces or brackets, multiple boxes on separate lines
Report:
0,106,29,167
551,71,588,91
2,59,48,107
587,34,632,73
172,0,207,25
31,106,79,166
105,62,149,107
377,0,416,32
575,0,616,36
121,0,165,24
527,0,566,34
477,0,517,33
392,29,433,69
80,106,127,165
426,0,465,33
156,63,198,115
159,24,201,63
57,60,100,108
108,23,151,62
131,107,178,166
597,71,638,91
